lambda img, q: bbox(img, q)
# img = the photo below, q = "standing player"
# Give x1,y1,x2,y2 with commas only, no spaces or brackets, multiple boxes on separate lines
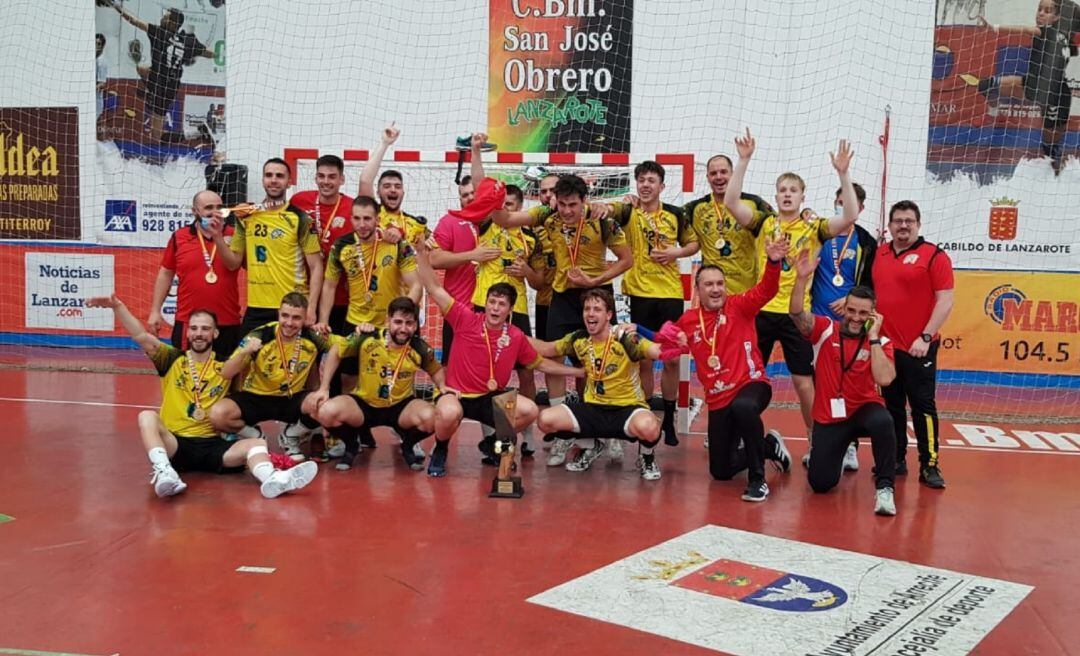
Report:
533,289,668,481
85,294,318,499
230,158,324,333
148,190,243,358
311,297,445,471
789,252,898,515
110,2,213,144
615,160,699,446
683,154,774,295
210,293,335,462
725,131,860,446
358,124,430,246
532,174,560,349
671,236,793,501
872,201,954,489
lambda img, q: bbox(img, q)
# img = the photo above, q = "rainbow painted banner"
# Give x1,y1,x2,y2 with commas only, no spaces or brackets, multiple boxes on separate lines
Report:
488,0,632,153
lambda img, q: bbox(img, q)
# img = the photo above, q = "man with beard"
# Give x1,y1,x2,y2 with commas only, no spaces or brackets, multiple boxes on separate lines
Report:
210,293,334,462
415,241,583,477
229,158,324,334
533,288,670,481
310,297,445,471
85,295,319,500
789,251,898,515
358,124,430,247
670,235,794,502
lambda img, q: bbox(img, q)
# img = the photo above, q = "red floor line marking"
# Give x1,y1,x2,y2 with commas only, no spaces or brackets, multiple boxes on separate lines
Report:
0,397,154,409
0,649,117,656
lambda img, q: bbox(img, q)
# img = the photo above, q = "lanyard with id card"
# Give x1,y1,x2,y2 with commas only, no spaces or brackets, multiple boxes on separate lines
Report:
833,331,866,419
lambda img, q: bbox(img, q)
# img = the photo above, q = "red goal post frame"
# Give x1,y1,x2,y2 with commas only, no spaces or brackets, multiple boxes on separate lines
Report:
284,148,698,432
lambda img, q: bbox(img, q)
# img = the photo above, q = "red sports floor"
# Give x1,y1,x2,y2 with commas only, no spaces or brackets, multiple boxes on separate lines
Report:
0,358,1078,656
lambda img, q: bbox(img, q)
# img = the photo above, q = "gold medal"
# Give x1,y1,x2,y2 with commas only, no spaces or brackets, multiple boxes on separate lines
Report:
714,238,726,250
497,335,510,348
364,291,374,303
205,270,218,284
707,355,721,370
487,378,498,392
192,406,207,421
832,273,844,287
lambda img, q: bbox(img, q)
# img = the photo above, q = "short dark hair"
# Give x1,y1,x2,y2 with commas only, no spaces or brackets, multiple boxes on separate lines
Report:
188,309,219,327
96,33,106,45
835,182,867,206
634,160,665,182
378,170,403,184
706,154,733,169
695,264,724,286
458,175,473,188
353,195,380,213
581,287,615,314
387,297,419,322
504,184,524,204
889,200,921,223
315,154,344,173
281,292,308,310
486,282,518,308
846,285,876,305
163,8,185,28
263,157,291,176
554,174,589,201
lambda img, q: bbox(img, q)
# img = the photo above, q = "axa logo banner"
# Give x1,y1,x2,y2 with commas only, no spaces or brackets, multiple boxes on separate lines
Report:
529,526,1031,656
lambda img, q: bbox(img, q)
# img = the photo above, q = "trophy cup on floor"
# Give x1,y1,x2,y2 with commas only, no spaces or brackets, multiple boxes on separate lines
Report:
489,390,524,499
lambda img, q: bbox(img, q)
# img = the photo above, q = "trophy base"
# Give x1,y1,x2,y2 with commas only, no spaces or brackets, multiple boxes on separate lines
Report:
489,476,524,499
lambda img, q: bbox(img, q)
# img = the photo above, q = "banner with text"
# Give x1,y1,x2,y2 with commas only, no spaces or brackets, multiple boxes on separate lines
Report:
0,108,81,240
488,0,632,153
24,252,115,332
939,270,1079,375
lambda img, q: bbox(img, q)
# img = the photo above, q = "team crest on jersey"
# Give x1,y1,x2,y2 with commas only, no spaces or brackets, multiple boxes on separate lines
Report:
331,217,345,228
270,228,285,240
667,557,848,613
903,253,920,265
381,254,394,267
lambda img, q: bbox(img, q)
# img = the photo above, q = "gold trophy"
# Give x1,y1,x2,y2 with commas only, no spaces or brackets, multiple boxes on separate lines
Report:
488,390,524,499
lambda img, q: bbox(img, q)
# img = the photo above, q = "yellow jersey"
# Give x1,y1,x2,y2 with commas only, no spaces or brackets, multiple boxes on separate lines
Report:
529,204,628,293
325,233,417,326
338,328,441,407
553,329,654,408
379,207,429,246
614,202,695,298
532,224,556,306
683,193,771,295
149,344,229,438
230,204,322,309
757,214,832,314
471,221,546,314
233,323,334,396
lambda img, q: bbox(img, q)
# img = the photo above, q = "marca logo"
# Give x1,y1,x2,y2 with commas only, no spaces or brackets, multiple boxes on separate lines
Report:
104,200,137,232
668,557,848,612
985,284,1078,333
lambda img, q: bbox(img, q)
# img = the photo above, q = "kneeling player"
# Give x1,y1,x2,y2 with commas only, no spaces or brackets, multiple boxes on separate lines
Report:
534,288,668,481
310,297,444,472
210,292,334,461
85,295,318,499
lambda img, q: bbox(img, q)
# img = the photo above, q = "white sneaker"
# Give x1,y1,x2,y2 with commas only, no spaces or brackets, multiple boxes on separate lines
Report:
703,435,709,449
150,465,187,498
802,452,811,468
327,438,346,459
638,455,662,481
874,487,897,516
278,429,307,462
565,440,605,472
843,443,860,472
412,442,426,459
547,438,573,466
607,438,624,460
260,461,319,499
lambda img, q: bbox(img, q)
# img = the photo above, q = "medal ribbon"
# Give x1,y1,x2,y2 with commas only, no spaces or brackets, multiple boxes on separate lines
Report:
565,214,586,268
481,321,509,386
710,196,728,243
587,331,616,382
385,335,413,400
514,227,531,260
195,228,217,274
832,229,856,281
275,326,303,393
355,231,381,295
837,330,867,395
316,195,343,243
642,207,664,251
697,307,720,363
186,350,216,410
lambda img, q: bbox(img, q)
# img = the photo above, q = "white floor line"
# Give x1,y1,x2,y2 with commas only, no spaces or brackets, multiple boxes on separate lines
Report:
0,397,155,409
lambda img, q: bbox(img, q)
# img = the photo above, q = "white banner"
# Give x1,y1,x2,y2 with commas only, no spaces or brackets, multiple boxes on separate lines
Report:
25,253,115,331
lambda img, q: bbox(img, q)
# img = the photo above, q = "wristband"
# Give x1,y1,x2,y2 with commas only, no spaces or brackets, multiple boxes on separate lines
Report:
870,339,882,346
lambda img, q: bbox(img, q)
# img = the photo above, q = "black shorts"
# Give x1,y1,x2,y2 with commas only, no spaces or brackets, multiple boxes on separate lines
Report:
346,395,411,430
755,311,813,376
561,402,647,441
440,320,454,367
145,73,181,116
241,307,280,335
171,322,245,362
229,390,310,426
1023,76,1072,129
629,296,684,332
338,319,362,376
329,304,348,335
547,285,615,341
460,392,498,429
535,304,550,341
170,435,243,474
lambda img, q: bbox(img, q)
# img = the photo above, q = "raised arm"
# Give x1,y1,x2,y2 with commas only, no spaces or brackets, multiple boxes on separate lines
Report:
826,139,859,238
867,312,896,387
112,1,149,32
206,214,242,270
724,128,757,227
221,334,262,380
788,249,818,337
470,133,487,185
358,123,399,198
147,266,174,335
402,269,423,304
414,240,454,314
85,294,161,355
976,14,1040,36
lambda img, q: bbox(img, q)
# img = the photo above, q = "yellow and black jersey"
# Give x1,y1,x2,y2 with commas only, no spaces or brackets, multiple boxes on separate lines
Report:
757,214,832,313
532,223,556,306
149,344,229,438
553,329,654,408
233,322,333,396
325,234,417,325
380,207,429,246
471,220,547,314
528,204,628,293
613,202,695,298
683,193,771,295
230,204,321,309
337,328,440,407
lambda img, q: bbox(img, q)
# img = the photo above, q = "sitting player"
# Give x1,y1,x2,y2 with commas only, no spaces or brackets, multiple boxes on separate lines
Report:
85,294,318,499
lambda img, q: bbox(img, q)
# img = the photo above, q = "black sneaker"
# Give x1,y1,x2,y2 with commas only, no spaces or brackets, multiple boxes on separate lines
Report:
765,430,791,472
520,442,535,458
427,448,447,477
359,428,377,449
478,439,499,466
919,465,946,489
335,450,357,471
535,390,550,406
895,459,908,476
741,482,769,503
662,421,679,447
401,442,424,471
